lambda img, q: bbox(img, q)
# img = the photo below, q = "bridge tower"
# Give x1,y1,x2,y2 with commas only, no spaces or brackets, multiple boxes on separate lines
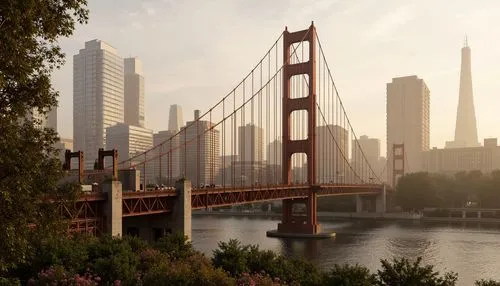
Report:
278,22,320,235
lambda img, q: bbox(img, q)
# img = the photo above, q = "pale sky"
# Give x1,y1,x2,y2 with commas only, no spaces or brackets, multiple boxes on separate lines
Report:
53,0,500,156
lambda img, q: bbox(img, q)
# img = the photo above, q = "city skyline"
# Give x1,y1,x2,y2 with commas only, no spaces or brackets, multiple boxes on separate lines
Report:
53,1,500,156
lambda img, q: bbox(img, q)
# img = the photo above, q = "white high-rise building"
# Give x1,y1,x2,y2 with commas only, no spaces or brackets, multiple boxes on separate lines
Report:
105,123,153,161
168,104,183,131
73,40,124,167
124,58,144,127
238,124,264,163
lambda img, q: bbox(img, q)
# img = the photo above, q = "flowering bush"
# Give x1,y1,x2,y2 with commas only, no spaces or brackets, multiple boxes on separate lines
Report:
27,266,103,286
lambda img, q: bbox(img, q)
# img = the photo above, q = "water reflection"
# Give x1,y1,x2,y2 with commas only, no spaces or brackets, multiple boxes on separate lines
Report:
192,216,500,285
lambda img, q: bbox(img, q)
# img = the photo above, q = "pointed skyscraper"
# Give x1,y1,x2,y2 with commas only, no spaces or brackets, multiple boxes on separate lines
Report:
168,104,184,131
453,37,479,148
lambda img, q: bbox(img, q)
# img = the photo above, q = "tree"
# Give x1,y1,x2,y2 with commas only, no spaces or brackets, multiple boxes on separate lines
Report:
322,264,377,286
377,257,458,286
396,172,439,211
0,0,88,273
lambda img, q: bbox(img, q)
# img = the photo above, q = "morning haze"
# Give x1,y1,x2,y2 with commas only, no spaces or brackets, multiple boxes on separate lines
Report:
52,0,500,156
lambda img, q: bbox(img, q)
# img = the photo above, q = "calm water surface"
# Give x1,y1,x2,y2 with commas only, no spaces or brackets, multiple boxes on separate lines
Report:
192,216,500,286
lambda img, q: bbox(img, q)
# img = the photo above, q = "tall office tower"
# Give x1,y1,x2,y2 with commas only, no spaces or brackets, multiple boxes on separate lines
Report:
452,38,479,148
47,108,57,130
124,58,144,127
387,75,430,185
314,125,348,183
73,40,124,167
238,124,264,163
105,123,153,161
179,110,220,187
147,130,181,184
351,135,381,179
168,104,184,131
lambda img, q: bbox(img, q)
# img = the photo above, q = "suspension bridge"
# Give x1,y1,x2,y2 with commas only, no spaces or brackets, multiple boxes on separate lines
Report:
62,23,386,239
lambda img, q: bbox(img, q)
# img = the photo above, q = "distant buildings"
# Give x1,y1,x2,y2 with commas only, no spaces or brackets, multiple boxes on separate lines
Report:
147,130,181,184
423,138,500,175
73,40,124,167
238,124,264,163
352,135,383,180
124,58,144,128
386,75,430,185
54,138,73,163
179,110,220,187
315,125,348,183
105,123,153,162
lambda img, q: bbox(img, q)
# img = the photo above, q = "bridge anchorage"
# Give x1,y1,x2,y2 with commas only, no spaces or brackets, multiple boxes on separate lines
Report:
63,22,386,241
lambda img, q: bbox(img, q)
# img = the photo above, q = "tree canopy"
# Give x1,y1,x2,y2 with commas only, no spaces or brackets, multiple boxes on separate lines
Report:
395,171,500,211
0,0,88,273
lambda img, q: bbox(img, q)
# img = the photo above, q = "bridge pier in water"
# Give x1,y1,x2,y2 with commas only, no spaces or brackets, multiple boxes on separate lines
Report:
278,192,319,234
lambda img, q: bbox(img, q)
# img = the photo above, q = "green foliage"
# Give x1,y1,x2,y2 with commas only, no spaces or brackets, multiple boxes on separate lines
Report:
213,239,322,285
155,232,194,259
396,171,500,210
87,236,139,284
476,280,500,286
377,257,458,286
141,252,234,286
24,234,90,280
322,264,377,286
0,277,21,286
213,239,250,276
0,0,88,274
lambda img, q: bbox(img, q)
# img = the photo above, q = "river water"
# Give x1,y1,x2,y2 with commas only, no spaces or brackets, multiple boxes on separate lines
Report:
192,215,500,285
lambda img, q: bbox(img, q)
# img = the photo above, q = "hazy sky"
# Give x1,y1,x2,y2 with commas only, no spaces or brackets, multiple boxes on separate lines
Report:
53,0,500,156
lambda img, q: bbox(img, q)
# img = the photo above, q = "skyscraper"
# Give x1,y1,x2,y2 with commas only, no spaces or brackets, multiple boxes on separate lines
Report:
266,140,282,166
73,40,124,167
168,104,183,131
179,110,220,187
386,75,430,185
47,107,57,131
351,135,382,179
238,124,264,163
451,38,479,148
315,125,348,183
105,123,153,161
124,58,144,127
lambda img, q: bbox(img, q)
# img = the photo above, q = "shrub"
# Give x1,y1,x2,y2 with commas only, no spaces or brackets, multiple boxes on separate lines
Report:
86,236,138,284
322,264,377,286
155,233,194,260
377,257,458,286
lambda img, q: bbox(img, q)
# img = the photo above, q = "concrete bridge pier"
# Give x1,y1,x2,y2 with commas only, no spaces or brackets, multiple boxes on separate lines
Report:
122,179,192,242
356,186,386,213
103,181,123,237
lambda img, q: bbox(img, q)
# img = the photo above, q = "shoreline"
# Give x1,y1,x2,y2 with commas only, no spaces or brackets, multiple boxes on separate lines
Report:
193,210,500,224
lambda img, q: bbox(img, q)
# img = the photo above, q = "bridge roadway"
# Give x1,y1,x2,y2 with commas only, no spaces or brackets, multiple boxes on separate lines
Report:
73,184,383,217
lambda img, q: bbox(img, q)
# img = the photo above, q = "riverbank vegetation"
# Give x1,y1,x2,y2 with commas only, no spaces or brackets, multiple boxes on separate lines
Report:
396,171,500,211
1,233,498,285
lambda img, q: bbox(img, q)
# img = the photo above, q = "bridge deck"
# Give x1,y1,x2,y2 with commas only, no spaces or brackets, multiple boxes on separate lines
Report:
74,184,382,217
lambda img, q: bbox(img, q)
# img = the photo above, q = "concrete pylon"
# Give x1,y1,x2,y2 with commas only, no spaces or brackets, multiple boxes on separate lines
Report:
103,181,123,237
173,179,192,241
